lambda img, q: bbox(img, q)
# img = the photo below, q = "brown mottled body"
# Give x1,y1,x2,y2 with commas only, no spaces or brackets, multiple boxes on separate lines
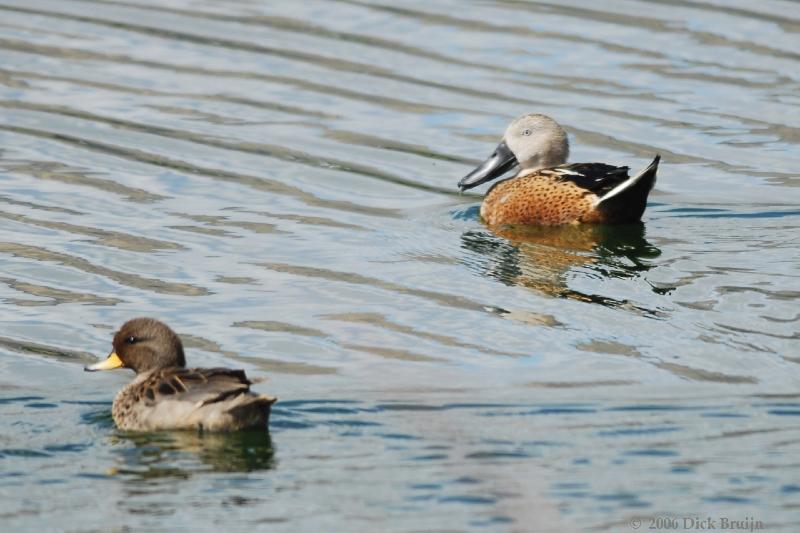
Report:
481,172,603,226
111,366,275,432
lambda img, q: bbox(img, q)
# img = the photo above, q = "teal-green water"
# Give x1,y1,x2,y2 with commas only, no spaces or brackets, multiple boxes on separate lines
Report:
0,1,798,531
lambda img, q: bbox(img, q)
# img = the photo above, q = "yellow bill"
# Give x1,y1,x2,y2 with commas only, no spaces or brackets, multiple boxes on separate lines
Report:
84,352,124,372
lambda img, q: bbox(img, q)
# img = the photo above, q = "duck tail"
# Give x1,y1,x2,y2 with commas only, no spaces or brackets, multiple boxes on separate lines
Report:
226,394,277,430
595,155,660,223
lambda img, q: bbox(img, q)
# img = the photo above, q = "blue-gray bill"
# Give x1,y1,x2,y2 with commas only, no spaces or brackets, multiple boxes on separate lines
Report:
458,141,518,191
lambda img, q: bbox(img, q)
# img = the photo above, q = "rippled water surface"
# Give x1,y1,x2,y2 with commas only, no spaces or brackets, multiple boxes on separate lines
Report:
1,0,799,531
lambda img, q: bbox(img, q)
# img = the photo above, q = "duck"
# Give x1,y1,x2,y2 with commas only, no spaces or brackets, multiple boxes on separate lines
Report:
458,113,660,225
85,317,276,432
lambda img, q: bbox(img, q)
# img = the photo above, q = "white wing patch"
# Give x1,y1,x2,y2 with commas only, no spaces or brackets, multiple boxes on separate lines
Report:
596,158,658,206
552,168,584,177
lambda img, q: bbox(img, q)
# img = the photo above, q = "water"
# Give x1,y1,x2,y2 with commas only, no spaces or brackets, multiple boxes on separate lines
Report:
0,0,798,530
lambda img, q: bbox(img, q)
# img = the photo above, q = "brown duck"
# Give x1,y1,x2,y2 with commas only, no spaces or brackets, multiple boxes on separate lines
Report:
458,113,660,225
85,318,276,432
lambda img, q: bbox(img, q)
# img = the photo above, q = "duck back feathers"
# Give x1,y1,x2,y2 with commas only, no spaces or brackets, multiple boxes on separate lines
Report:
113,367,276,432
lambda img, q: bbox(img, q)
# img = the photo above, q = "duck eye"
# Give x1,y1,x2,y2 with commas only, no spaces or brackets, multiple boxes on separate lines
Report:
522,128,532,136
127,336,137,344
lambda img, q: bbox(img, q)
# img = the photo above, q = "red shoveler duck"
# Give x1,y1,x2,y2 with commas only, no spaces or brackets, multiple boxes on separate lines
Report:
458,113,660,225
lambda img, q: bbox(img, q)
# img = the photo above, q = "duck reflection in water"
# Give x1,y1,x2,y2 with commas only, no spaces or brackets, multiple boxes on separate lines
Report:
109,429,275,479
461,222,664,306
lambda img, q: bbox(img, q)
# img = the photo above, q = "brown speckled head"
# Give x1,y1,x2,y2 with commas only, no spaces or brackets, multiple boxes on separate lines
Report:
86,318,186,374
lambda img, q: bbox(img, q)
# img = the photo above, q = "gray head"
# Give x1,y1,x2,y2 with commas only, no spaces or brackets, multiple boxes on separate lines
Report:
85,317,186,374
458,113,570,190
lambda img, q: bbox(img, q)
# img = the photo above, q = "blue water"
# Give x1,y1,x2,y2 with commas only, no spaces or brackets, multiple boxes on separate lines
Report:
0,0,798,531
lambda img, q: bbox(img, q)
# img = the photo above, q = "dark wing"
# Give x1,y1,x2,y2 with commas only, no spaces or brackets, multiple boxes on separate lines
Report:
141,367,253,406
543,163,630,197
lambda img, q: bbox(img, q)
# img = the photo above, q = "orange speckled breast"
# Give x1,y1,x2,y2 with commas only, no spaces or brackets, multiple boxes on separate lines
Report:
480,174,603,226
